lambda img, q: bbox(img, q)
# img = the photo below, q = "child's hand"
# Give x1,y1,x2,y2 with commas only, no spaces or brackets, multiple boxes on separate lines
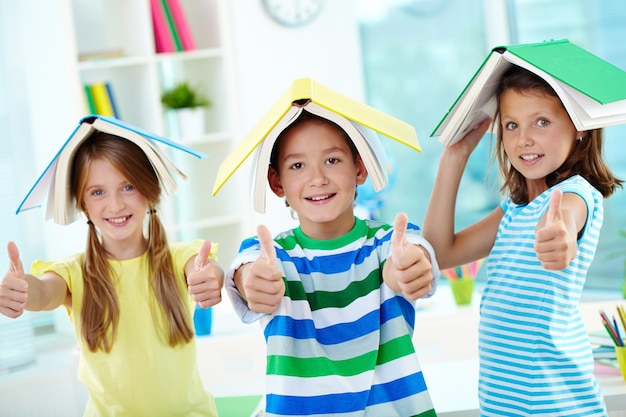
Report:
187,240,223,308
239,225,284,314
0,242,28,318
385,213,433,300
535,189,577,270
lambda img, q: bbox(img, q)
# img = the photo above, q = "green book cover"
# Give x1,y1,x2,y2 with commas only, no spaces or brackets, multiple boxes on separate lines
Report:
431,39,626,146
506,39,626,105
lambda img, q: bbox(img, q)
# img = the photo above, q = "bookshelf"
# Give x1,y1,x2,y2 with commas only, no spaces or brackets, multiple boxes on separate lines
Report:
62,0,243,264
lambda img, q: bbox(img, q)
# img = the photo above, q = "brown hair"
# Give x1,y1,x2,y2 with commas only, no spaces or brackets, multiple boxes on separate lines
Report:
494,66,622,203
71,132,194,352
269,109,359,173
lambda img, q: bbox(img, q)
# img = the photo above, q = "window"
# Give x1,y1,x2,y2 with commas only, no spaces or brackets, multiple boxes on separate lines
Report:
357,0,626,289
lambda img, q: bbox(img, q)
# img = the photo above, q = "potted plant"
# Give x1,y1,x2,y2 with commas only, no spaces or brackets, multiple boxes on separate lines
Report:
161,82,211,139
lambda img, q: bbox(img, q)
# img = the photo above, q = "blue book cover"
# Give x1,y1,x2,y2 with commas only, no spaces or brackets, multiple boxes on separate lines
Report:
16,115,207,225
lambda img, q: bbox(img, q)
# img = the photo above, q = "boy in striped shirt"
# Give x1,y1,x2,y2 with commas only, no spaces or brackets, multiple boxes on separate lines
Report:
225,111,440,417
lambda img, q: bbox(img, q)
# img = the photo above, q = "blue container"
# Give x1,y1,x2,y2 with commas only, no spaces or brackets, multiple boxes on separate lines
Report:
193,304,212,336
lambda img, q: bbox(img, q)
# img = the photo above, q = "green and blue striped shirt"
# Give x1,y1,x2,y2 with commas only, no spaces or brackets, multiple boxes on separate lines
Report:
226,217,439,417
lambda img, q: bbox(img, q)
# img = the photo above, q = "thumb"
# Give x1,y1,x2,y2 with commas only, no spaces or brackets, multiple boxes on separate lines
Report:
391,212,409,261
7,241,25,277
256,224,276,266
194,240,212,271
546,189,563,225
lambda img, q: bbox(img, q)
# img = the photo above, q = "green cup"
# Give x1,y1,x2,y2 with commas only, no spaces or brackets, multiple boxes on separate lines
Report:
449,279,475,306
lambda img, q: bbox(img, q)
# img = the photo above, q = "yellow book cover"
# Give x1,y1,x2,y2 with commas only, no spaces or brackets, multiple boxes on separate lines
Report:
90,82,115,117
212,77,421,213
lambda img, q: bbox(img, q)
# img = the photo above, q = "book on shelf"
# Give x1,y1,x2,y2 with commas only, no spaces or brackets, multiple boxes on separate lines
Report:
88,81,119,118
83,85,97,114
16,115,207,225
150,0,176,53
212,77,422,213
165,0,196,51
104,82,120,120
77,48,124,62
431,38,626,146
159,0,183,52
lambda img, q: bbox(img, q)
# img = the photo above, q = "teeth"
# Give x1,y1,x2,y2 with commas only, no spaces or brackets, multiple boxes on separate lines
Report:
109,217,128,224
310,195,330,201
521,154,539,161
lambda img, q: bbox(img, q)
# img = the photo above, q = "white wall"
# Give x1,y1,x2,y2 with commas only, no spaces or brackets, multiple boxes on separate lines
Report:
225,1,365,237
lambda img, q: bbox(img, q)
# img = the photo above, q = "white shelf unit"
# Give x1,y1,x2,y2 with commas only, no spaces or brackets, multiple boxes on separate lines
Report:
67,0,243,264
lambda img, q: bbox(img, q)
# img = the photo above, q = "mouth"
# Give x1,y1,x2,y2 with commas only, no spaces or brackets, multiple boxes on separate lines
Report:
306,193,335,202
519,153,543,162
106,215,131,225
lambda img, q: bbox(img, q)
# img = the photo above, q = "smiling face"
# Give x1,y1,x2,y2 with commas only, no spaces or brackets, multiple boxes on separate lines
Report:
82,158,149,255
499,88,581,200
268,118,368,239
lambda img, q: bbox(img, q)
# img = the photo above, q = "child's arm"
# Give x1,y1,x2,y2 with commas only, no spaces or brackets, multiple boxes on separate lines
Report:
423,119,500,269
0,241,69,318
535,189,587,270
233,225,284,314
383,213,434,300
185,240,224,308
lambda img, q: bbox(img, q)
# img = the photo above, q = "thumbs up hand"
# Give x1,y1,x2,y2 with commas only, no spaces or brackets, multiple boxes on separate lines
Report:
0,242,29,318
535,189,577,270
237,225,284,314
187,240,223,308
384,213,433,300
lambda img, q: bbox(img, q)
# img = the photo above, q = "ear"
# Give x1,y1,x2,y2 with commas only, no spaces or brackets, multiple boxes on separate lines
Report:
355,156,368,186
268,166,285,197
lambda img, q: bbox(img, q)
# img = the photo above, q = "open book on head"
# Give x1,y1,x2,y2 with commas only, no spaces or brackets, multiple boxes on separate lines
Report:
17,115,206,225
212,77,421,213
431,39,626,146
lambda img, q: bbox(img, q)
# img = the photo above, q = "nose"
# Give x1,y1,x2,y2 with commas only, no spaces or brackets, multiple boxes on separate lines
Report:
517,127,533,147
108,193,126,212
308,164,328,187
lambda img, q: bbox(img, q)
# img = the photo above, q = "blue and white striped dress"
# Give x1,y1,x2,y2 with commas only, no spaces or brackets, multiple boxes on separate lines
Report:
226,217,439,417
479,175,608,416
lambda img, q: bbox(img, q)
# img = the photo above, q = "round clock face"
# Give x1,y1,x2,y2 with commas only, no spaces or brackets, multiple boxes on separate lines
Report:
262,0,324,27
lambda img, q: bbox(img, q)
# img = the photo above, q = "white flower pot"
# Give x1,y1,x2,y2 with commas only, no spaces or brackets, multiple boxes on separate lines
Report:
168,107,206,141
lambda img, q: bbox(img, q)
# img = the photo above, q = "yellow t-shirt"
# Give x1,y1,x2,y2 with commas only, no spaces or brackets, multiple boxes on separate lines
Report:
32,241,218,417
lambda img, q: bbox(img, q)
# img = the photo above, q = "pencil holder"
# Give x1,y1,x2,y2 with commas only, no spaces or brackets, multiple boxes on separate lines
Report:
615,346,626,382
441,260,484,306
449,278,475,306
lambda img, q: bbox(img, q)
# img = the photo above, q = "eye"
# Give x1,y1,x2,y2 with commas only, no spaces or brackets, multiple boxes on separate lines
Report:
326,157,340,165
536,118,550,127
91,189,103,197
289,162,303,170
122,184,135,192
504,121,518,130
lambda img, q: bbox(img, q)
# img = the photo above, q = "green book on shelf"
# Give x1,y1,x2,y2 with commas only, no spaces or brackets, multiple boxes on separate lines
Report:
431,39,626,146
83,84,97,114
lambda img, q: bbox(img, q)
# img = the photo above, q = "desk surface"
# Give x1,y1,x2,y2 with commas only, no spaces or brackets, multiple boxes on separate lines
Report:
199,288,626,416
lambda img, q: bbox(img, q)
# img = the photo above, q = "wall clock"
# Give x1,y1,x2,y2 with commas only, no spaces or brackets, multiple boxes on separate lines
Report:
262,0,324,27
